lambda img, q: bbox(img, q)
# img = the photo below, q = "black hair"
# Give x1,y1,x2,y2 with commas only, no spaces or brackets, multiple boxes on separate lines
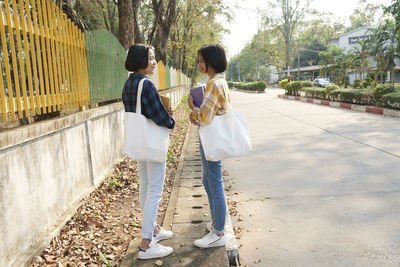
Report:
125,44,152,72
197,44,227,73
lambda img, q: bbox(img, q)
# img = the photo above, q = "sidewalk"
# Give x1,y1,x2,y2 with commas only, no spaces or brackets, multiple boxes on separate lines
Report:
121,124,238,267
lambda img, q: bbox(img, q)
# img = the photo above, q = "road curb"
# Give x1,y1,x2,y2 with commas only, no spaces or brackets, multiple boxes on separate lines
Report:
278,94,400,119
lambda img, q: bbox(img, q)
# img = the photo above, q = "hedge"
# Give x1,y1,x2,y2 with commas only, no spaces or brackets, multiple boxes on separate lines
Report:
325,85,339,96
381,91,400,109
301,81,313,88
330,89,374,104
231,81,267,91
287,85,400,110
279,80,289,89
302,87,326,99
372,85,397,101
285,81,302,96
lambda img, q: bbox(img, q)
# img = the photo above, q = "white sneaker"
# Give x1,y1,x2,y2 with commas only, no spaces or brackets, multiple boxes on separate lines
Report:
194,232,226,248
206,221,213,232
138,242,173,260
153,225,173,243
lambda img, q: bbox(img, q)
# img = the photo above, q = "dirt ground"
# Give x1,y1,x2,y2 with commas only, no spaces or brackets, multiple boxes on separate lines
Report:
29,101,190,267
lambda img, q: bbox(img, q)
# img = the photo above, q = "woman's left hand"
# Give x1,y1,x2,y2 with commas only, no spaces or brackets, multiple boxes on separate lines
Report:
188,95,195,110
167,107,173,116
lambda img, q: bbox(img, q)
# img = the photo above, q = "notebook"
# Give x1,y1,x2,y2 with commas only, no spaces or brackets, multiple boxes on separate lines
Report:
160,95,171,109
190,86,205,108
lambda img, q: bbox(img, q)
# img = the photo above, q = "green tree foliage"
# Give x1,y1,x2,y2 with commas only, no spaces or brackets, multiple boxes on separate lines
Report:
168,0,230,79
347,1,385,32
293,39,326,68
226,27,286,82
368,19,400,84
264,0,309,78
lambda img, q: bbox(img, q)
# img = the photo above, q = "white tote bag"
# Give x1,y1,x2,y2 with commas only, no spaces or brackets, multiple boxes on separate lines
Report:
123,79,169,162
199,90,252,162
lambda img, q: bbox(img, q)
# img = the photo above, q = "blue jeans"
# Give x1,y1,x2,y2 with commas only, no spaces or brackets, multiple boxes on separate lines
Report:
199,139,226,234
137,161,166,240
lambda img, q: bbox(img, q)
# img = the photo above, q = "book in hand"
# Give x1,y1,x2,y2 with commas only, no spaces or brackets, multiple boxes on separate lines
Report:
160,95,171,109
190,86,205,108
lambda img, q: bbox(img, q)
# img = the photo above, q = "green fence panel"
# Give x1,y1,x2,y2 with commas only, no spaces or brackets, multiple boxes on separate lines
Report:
165,64,171,89
85,30,127,104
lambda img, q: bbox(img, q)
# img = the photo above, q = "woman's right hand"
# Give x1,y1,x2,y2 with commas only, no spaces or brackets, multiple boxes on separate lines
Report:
189,112,195,124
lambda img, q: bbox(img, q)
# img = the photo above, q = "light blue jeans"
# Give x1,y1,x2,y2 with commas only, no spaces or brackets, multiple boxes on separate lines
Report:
137,161,166,240
199,139,226,234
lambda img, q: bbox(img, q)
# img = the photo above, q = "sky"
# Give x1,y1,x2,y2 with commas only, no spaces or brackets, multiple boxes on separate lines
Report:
222,0,393,59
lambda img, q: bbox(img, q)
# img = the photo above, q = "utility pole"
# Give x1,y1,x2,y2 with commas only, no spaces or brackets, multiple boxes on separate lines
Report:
297,41,300,80
287,0,291,82
238,56,241,81
257,11,260,81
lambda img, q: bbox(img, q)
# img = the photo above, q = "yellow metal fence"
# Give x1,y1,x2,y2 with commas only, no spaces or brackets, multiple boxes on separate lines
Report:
0,0,89,122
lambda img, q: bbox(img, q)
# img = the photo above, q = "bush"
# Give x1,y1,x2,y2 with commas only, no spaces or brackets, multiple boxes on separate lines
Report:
331,88,374,104
325,85,339,96
364,77,372,86
353,79,361,88
235,82,245,89
372,85,396,101
381,90,400,109
369,71,388,82
244,81,267,91
233,81,266,91
286,81,302,95
344,76,350,88
279,79,289,89
227,81,234,89
301,81,313,88
301,87,326,99
362,80,368,88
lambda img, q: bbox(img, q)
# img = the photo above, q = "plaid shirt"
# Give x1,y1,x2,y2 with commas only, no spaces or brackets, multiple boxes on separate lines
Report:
122,73,175,129
191,73,231,126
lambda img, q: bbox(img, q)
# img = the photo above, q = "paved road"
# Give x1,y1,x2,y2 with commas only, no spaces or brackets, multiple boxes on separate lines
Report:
224,88,400,266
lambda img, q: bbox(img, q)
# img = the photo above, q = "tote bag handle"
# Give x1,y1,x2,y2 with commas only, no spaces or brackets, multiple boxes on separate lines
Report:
136,78,148,114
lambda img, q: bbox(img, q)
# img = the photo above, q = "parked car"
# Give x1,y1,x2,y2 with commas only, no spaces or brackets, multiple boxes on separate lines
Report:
313,78,334,87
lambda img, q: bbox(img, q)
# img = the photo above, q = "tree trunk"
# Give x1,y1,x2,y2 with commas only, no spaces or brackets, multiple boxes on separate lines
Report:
107,0,117,36
57,0,85,31
152,0,177,63
154,24,168,63
118,0,134,49
171,31,177,68
133,0,143,43
391,68,394,84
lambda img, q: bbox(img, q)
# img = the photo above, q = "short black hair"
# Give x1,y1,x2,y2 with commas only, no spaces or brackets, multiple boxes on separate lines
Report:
198,44,227,73
125,44,152,71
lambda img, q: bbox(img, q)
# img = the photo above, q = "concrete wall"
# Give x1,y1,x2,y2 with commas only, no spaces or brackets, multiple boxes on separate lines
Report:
0,85,189,267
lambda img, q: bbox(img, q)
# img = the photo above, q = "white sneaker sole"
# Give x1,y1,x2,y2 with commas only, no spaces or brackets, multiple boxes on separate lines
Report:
153,232,173,243
138,249,173,260
194,240,226,248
